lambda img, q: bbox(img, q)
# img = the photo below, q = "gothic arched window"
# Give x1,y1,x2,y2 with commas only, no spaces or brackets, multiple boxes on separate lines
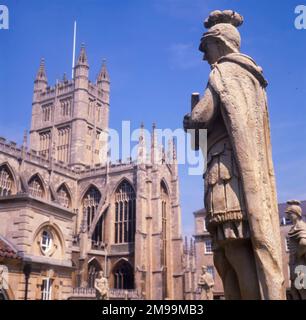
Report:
113,260,134,289
114,181,136,244
29,175,44,198
82,187,101,231
92,214,104,248
161,181,169,299
88,259,102,289
0,166,13,197
57,184,71,208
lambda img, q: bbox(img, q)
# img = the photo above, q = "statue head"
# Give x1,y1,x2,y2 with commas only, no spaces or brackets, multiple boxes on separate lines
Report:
98,270,104,278
202,265,207,273
199,10,243,65
286,200,302,223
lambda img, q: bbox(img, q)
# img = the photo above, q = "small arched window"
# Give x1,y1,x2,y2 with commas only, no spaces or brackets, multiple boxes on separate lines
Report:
57,184,71,208
0,166,13,196
29,175,44,198
40,230,53,254
87,259,102,289
82,186,101,230
113,261,134,289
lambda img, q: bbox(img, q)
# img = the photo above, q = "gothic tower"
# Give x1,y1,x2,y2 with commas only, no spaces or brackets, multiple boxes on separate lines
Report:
29,45,110,168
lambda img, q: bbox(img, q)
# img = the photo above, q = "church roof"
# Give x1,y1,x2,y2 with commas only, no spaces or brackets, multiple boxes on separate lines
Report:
0,236,22,259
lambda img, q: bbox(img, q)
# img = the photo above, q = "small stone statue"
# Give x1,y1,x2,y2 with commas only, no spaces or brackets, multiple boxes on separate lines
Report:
198,266,214,300
183,10,285,299
94,270,109,300
286,200,306,300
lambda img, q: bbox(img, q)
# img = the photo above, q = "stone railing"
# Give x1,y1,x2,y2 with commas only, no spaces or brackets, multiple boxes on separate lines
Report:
71,287,96,299
69,288,142,300
109,289,142,300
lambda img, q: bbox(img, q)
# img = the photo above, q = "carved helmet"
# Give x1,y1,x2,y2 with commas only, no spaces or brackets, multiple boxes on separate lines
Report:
285,200,302,217
199,10,243,54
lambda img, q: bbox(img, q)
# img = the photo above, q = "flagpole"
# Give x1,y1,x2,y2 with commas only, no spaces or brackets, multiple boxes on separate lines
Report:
72,21,77,79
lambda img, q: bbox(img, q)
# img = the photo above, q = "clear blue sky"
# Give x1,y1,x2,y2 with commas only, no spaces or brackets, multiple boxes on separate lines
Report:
1,0,306,237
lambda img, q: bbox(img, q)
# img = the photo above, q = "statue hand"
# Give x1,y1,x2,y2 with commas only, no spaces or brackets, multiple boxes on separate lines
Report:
183,113,192,132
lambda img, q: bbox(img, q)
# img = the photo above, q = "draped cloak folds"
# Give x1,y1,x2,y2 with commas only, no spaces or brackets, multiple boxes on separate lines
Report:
208,53,285,300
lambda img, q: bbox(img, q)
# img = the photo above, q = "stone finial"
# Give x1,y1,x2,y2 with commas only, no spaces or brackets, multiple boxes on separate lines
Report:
22,130,28,149
97,59,110,83
76,44,89,66
35,58,47,83
184,236,188,252
137,122,147,164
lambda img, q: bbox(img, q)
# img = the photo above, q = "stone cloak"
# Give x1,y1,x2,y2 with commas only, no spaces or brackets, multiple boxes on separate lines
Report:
208,52,285,300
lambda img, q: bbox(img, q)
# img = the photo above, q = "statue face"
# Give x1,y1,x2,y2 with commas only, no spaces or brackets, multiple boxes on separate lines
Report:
98,271,104,278
287,212,299,224
202,37,224,65
202,266,207,273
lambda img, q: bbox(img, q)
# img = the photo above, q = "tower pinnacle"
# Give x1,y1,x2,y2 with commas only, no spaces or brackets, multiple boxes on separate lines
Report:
35,58,47,84
97,59,110,84
76,44,89,66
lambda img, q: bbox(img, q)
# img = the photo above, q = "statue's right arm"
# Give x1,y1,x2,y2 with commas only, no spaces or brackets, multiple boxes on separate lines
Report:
190,84,219,127
298,238,306,257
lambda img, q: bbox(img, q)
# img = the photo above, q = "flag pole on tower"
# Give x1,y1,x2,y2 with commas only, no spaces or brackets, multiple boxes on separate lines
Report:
72,20,77,79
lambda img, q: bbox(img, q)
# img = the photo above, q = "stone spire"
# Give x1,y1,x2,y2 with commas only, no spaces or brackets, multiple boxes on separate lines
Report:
167,138,174,164
97,59,110,83
190,238,194,256
151,123,158,165
74,44,89,80
76,43,88,67
22,130,28,150
35,58,47,84
137,122,147,165
184,236,188,254
172,137,177,161
97,59,110,94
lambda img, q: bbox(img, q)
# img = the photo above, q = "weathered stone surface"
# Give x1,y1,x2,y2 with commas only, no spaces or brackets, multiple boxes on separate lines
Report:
184,10,285,300
94,270,109,300
198,266,214,300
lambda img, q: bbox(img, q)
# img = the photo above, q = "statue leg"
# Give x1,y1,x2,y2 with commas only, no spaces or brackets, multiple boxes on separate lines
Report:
214,247,241,300
225,240,261,300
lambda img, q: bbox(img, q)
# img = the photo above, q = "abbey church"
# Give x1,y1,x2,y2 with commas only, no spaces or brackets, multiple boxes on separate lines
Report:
0,45,184,300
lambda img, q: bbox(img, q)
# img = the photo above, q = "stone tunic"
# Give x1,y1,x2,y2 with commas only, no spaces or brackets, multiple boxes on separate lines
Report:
204,115,250,246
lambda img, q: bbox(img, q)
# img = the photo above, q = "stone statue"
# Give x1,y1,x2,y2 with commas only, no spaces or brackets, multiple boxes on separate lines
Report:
183,10,285,299
94,270,109,300
198,266,214,300
286,200,306,300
